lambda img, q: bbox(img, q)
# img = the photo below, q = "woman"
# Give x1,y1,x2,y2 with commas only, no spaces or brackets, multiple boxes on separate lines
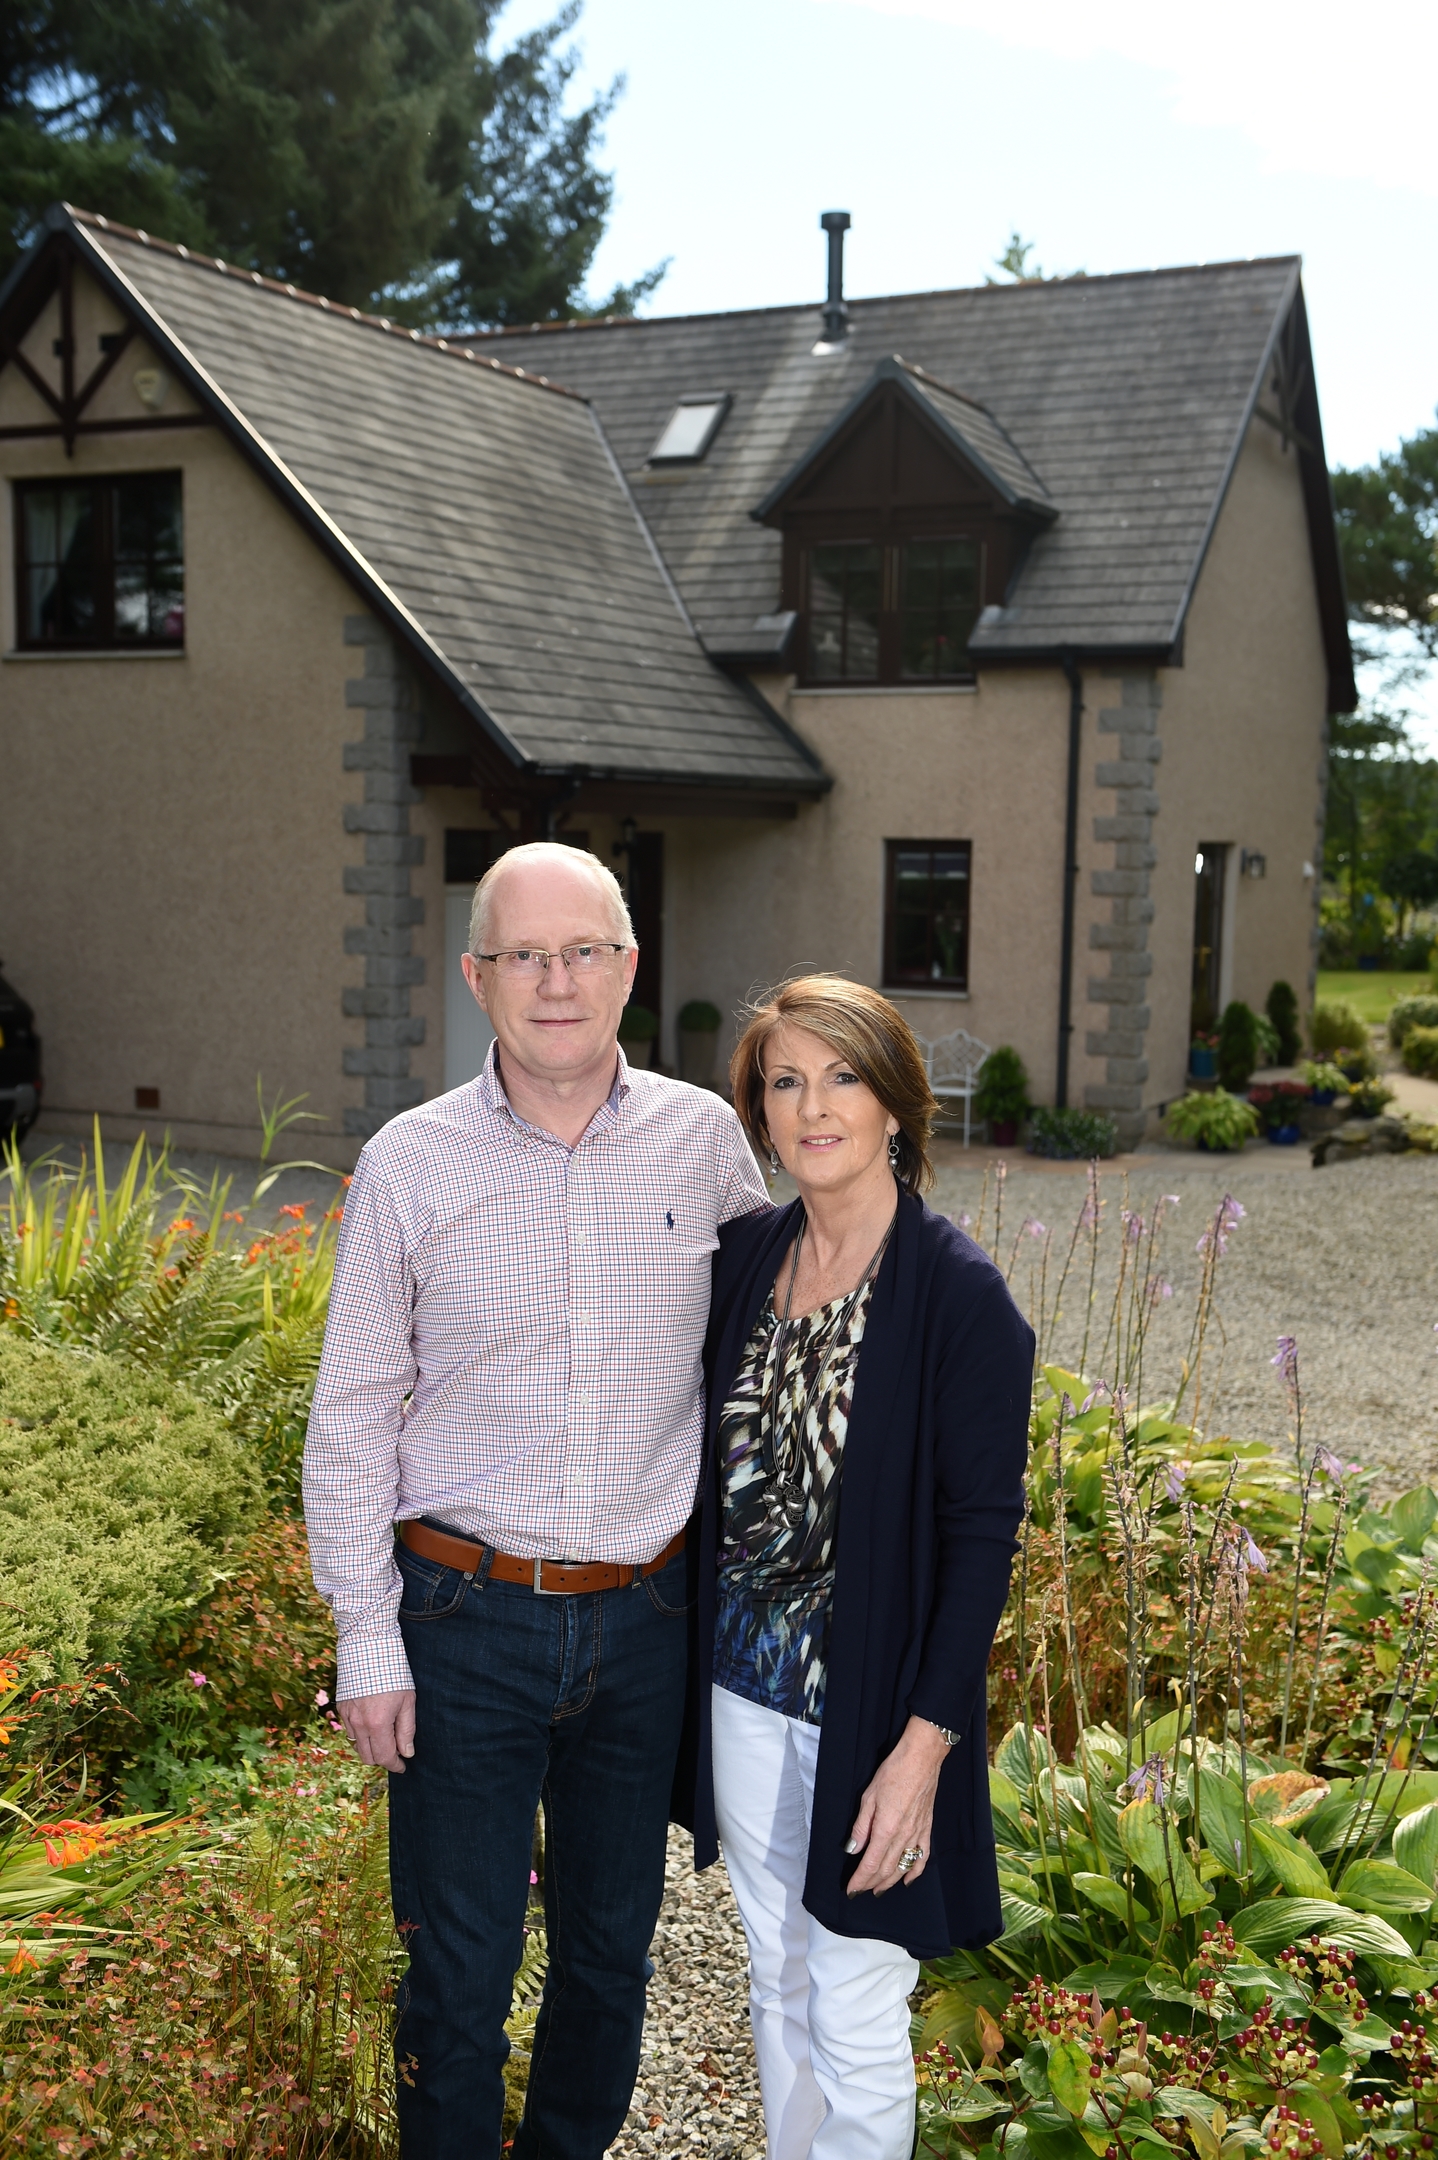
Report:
686,976,1032,2160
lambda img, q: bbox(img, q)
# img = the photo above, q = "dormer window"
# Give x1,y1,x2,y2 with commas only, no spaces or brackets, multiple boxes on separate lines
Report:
649,394,731,464
803,537,983,684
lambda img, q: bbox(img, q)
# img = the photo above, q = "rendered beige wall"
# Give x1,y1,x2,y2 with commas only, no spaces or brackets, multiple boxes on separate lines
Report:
0,273,367,1163
1143,418,1329,1110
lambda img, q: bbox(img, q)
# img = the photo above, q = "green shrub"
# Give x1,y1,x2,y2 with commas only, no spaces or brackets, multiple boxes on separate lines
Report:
677,999,721,1032
617,1002,659,1041
1298,1059,1350,1097
1310,998,1369,1053
0,1335,261,1678
1165,1088,1260,1150
1348,1074,1397,1115
1389,993,1438,1047
1265,977,1302,1063
1026,1106,1117,1160
1252,1011,1280,1066
973,1046,1030,1125
1216,999,1260,1090
1403,1023,1438,1078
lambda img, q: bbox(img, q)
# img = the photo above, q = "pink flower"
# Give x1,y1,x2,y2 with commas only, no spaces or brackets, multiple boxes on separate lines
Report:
187,1670,208,1689
530,1870,539,1885
315,1689,330,1707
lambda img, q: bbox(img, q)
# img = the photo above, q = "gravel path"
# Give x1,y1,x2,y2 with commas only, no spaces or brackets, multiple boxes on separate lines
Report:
922,1140,1438,1495
608,1831,763,2160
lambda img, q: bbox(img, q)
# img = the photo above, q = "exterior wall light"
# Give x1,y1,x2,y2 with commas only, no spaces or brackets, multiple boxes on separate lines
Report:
1240,849,1267,879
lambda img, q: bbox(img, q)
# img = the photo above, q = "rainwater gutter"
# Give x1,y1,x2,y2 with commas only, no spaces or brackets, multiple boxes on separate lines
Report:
1056,654,1084,1108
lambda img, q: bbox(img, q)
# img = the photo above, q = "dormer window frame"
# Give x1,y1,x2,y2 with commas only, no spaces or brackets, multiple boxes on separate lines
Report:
647,392,733,466
783,513,999,688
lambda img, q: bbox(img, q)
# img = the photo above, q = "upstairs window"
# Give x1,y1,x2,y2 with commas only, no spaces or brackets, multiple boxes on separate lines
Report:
649,394,731,464
15,472,184,650
801,537,983,685
883,840,971,990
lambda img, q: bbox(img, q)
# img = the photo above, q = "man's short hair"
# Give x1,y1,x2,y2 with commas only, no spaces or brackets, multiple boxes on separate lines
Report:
468,841,635,956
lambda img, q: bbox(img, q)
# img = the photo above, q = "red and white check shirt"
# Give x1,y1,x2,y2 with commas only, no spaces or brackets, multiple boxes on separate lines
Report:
304,1045,771,1698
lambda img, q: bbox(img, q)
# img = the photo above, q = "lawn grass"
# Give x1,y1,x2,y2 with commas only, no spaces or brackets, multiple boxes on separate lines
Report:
1316,969,1435,1025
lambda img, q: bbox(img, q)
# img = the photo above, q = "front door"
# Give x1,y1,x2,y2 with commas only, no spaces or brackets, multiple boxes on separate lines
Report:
1191,843,1228,1034
618,832,664,1023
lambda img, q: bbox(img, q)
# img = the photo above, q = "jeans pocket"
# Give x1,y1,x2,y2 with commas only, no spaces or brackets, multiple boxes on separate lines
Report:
643,1551,696,1617
395,1544,470,1621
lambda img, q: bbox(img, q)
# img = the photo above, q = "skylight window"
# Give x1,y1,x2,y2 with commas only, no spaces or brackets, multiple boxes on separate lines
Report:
648,394,731,464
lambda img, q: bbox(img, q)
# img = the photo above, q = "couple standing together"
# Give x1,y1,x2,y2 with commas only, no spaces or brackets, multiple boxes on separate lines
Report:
304,842,1033,2160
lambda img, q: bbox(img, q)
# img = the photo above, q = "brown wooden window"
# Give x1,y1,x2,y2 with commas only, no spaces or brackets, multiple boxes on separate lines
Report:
802,538,982,685
15,472,184,649
884,840,971,989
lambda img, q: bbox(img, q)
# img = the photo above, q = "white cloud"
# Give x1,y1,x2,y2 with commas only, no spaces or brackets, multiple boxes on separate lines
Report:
817,0,1438,197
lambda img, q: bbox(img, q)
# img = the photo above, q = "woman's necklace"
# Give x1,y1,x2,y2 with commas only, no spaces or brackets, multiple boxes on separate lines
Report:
761,1203,897,1527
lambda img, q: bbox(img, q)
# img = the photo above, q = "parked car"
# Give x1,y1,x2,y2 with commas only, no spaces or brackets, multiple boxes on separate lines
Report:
0,963,42,1141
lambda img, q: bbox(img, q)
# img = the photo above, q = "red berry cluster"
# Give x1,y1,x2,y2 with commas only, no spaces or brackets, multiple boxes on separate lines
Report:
1275,1935,1367,2023
1197,1925,1240,1970
1390,2009,1438,2099
1230,2001,1320,2090
1261,2102,1326,2159
1007,1980,1101,2043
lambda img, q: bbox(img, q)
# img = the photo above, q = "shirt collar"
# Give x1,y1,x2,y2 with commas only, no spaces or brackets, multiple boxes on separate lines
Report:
479,1038,631,1144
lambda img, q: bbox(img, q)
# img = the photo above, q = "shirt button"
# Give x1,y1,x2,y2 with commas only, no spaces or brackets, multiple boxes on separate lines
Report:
573,1229,586,1245
576,1390,591,1408
571,1311,588,1324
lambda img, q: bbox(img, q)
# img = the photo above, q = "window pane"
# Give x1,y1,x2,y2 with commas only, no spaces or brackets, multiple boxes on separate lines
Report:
650,399,727,460
887,842,970,987
21,486,97,642
110,474,184,643
807,542,880,681
900,539,980,679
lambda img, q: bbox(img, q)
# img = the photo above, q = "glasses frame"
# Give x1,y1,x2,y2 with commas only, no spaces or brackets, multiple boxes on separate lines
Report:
474,941,632,976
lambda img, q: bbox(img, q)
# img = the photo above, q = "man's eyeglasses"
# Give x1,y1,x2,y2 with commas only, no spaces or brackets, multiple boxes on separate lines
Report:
474,943,631,979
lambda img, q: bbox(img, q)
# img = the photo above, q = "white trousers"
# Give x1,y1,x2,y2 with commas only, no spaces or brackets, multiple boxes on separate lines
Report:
711,1684,921,2160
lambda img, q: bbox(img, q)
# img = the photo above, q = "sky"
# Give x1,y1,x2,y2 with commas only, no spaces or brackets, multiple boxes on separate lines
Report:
498,0,1438,749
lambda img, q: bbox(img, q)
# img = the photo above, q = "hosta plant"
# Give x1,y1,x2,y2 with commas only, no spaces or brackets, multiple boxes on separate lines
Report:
1165,1093,1260,1152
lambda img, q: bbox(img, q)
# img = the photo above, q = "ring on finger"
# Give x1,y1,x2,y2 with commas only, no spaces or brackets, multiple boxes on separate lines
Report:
897,1845,924,1874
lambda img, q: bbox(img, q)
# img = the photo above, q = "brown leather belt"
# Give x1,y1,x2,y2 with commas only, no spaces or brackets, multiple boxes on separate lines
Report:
398,1518,688,1595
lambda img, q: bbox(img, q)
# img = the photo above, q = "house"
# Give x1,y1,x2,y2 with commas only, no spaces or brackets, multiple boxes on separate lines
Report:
0,204,1353,1162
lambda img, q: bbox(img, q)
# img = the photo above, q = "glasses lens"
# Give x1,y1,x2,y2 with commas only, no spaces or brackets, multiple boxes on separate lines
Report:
563,945,614,971
497,950,547,976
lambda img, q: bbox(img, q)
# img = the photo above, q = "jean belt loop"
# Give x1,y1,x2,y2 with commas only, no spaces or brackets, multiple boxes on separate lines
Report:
477,1544,495,1589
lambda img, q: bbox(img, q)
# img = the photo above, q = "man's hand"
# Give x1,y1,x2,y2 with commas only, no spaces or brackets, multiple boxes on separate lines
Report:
844,1715,950,1895
339,1689,417,1773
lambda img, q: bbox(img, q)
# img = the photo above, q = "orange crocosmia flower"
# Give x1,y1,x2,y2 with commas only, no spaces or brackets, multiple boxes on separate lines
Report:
279,1202,308,1220
39,1820,111,1868
0,1658,19,1688
5,1946,37,1974
167,1217,197,1236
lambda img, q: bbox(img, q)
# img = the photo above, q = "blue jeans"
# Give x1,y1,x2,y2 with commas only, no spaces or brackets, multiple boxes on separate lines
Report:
389,1533,692,2160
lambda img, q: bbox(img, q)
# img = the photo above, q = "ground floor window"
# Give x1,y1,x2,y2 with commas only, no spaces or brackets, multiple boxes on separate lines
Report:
1191,842,1229,1032
883,840,971,989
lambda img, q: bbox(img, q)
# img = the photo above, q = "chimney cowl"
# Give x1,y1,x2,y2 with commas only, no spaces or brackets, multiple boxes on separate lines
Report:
816,210,851,351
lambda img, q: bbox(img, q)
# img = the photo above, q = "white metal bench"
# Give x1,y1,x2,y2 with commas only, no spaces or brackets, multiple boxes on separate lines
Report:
917,1026,991,1147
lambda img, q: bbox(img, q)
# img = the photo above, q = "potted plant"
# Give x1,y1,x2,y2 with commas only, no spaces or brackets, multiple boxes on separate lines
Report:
1165,1088,1260,1152
1348,1075,1396,1118
1188,1029,1219,1080
1216,1000,1260,1091
1247,1079,1308,1144
677,999,722,1088
617,1003,659,1069
1299,1059,1350,1108
973,1046,1030,1146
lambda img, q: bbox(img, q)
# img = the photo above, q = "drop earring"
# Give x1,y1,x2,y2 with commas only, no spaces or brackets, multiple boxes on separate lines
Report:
888,1132,901,1170
769,1145,780,1176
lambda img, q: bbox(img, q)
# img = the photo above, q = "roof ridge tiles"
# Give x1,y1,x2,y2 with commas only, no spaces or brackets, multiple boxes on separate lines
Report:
63,203,585,402
466,252,1303,339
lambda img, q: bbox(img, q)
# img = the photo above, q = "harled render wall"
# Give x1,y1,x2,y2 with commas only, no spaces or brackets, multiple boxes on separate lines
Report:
0,271,377,1164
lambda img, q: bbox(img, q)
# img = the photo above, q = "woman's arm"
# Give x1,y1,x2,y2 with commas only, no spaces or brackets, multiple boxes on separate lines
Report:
845,1267,1032,1894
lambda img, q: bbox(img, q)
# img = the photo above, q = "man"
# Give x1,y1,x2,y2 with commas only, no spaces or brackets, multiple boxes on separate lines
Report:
304,841,769,2160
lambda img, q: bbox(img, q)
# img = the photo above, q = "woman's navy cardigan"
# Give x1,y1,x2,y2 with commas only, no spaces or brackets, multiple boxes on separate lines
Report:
672,1189,1033,1962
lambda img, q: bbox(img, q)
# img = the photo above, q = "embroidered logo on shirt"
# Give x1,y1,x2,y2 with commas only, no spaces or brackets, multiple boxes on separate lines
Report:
665,1210,675,1228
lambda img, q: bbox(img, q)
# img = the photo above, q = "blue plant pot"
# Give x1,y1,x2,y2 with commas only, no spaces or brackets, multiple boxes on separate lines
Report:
1189,1048,1217,1079
1267,1124,1303,1145
1309,1089,1336,1107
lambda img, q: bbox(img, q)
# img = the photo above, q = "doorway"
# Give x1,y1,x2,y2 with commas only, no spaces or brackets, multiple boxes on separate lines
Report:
614,830,664,1023
1191,843,1229,1034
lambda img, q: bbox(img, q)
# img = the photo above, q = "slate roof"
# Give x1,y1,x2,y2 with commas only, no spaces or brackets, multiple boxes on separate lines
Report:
30,208,826,796
469,261,1354,703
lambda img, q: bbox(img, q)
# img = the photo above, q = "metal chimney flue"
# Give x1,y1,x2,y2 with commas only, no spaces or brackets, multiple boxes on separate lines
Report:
817,210,851,350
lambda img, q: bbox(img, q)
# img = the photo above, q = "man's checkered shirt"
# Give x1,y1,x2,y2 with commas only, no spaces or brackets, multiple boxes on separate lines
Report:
304,1045,771,1699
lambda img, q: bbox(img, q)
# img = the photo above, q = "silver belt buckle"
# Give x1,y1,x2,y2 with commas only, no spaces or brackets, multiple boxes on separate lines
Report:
533,1557,562,1595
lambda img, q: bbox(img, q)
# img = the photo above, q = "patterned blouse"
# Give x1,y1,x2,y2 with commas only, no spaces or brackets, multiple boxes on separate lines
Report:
712,1279,873,1726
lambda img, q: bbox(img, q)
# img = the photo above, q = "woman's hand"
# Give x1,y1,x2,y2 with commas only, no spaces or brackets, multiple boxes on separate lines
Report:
845,1715,950,1894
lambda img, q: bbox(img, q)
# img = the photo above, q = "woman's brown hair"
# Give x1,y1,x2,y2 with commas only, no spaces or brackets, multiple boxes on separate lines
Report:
729,975,939,1195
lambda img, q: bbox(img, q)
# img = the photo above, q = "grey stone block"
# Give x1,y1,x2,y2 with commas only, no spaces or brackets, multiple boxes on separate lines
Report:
1109,897,1155,925
1089,923,1147,952
365,1016,427,1049
343,986,409,1018
1104,1056,1150,1086
1087,977,1147,1005
344,803,406,835
1093,814,1153,843
365,834,425,866
343,1047,414,1079
1086,1028,1146,1057
1096,760,1160,790
1113,842,1158,871
1091,869,1148,897
344,614,385,646
1084,1082,1145,1111
344,865,412,897
365,895,426,929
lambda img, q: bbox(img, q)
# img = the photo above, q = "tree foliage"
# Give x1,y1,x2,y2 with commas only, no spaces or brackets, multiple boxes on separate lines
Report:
1333,421,1438,658
0,0,663,327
